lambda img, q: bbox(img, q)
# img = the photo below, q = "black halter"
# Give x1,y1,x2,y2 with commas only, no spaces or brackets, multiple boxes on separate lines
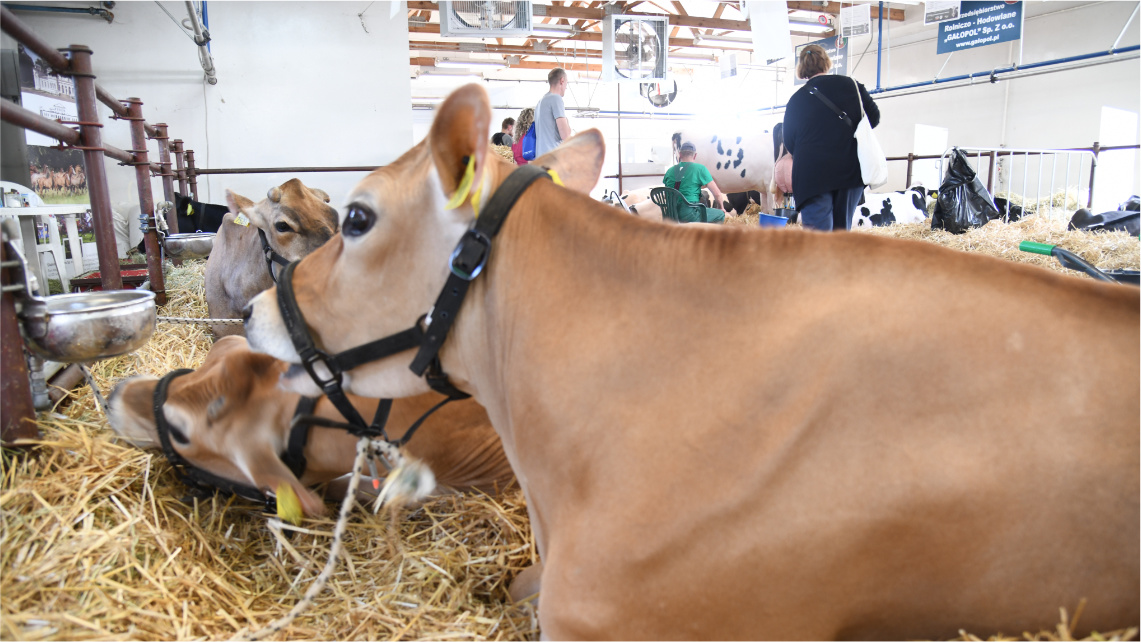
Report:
257,228,291,283
152,369,321,512
271,164,552,440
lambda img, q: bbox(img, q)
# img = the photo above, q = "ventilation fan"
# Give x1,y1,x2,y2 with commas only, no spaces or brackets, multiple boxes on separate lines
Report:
640,80,677,108
603,14,669,82
440,1,532,38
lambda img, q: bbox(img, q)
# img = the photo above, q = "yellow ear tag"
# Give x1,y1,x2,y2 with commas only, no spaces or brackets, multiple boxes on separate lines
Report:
275,483,304,525
233,212,251,227
186,203,195,217
546,168,565,187
444,154,477,211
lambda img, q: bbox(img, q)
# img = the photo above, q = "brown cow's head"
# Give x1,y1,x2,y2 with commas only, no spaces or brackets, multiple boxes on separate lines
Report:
107,336,326,516
244,83,605,398
225,178,340,262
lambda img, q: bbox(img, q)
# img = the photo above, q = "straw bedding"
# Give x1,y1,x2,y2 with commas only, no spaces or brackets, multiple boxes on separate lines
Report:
3,213,1137,640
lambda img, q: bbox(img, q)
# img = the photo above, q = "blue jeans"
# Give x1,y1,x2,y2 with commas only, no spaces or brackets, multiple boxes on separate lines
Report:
798,186,865,232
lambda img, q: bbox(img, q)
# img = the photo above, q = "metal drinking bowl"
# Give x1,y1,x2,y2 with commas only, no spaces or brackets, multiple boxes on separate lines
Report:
163,232,215,259
19,290,157,362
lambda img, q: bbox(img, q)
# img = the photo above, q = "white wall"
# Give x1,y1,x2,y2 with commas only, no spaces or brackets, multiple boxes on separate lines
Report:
4,1,412,212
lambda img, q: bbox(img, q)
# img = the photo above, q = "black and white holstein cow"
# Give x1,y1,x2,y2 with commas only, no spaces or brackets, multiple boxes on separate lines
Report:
671,127,777,214
851,186,936,229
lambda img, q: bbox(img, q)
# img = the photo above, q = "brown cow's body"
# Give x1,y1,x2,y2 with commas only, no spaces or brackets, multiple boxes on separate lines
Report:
244,86,1139,639
205,179,339,337
108,337,515,516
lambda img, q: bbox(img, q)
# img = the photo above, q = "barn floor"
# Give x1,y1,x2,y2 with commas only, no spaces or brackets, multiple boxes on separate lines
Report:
2,213,1137,641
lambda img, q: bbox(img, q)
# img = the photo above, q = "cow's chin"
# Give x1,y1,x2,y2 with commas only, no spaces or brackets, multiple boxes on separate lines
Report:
244,290,303,364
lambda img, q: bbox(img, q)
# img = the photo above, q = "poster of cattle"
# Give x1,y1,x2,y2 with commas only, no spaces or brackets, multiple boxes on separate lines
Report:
17,43,91,206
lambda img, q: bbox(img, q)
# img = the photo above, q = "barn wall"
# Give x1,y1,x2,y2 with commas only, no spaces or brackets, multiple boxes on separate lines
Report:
3,1,412,214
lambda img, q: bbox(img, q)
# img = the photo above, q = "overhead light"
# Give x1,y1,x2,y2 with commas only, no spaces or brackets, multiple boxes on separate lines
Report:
530,25,576,37
695,33,753,44
434,58,507,68
418,68,486,80
788,21,835,34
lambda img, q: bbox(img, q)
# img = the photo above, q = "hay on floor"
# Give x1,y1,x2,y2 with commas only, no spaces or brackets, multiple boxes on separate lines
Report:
2,244,1136,641
2,261,537,641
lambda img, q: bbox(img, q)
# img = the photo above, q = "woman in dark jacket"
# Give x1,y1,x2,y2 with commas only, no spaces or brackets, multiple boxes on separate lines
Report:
783,44,880,231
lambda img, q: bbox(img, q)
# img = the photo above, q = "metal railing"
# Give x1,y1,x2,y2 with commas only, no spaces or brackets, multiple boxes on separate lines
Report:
603,142,1139,213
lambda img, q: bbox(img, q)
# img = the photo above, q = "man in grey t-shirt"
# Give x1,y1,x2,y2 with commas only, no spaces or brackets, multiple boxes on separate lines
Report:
535,67,571,156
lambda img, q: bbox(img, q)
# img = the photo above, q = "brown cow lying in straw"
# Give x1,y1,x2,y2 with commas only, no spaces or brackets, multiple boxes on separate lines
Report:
205,179,339,338
243,84,1139,639
107,336,516,517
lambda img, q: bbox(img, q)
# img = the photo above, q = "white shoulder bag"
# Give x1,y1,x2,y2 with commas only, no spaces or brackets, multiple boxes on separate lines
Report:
851,78,888,189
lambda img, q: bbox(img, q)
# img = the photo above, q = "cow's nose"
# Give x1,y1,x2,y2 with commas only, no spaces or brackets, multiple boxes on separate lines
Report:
242,304,253,324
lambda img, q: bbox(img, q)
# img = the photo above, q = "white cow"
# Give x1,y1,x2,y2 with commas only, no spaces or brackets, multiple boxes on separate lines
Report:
852,186,936,229
671,127,777,214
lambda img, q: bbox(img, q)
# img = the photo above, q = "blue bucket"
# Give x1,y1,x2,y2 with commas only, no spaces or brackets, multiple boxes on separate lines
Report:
758,213,789,228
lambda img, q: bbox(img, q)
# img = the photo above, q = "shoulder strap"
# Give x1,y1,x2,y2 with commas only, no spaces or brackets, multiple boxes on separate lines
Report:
852,77,867,121
808,84,854,130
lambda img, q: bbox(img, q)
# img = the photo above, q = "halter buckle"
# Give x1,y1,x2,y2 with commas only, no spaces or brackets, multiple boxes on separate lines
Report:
449,229,491,281
299,347,343,393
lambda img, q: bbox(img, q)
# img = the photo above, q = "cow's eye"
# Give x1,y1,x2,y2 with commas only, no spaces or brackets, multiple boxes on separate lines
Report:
274,222,293,234
343,206,375,237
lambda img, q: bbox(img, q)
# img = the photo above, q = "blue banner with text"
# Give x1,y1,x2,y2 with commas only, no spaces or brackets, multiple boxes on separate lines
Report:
937,1,1023,55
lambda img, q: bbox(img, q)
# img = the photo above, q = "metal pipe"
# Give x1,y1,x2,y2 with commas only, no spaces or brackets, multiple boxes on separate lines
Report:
934,52,954,80
2,3,113,23
68,45,122,291
185,150,199,200
1112,3,1140,52
185,1,218,85
193,166,382,175
868,45,1141,95
0,6,71,72
126,98,167,305
154,124,178,229
1,227,39,446
172,140,188,196
876,1,884,91
1088,142,1100,208
616,85,623,195
96,85,130,119
0,98,82,145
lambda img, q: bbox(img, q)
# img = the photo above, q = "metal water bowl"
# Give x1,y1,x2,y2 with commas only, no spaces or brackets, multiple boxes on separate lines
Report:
19,290,157,363
163,232,215,259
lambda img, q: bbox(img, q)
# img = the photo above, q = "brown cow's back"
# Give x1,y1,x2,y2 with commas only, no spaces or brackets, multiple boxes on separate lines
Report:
469,184,1138,639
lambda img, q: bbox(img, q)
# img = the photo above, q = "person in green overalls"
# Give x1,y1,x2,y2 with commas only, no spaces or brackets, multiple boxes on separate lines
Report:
662,141,730,223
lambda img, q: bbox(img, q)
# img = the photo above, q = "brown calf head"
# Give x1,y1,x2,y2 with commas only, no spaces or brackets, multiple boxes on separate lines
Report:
244,83,605,399
107,336,325,516
225,178,340,262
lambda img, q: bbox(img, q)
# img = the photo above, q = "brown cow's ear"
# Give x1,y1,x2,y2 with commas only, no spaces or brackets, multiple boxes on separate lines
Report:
224,189,255,217
310,188,331,203
428,84,491,211
531,129,606,195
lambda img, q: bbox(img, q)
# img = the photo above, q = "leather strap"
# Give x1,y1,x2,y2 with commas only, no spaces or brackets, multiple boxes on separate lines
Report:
409,164,552,375
282,396,318,478
257,228,290,283
808,85,854,130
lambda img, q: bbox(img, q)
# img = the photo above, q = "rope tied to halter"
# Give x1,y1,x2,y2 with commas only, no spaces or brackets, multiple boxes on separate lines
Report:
239,436,435,640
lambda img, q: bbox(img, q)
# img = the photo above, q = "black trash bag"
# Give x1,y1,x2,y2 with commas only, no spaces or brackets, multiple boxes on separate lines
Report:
1068,208,1141,236
1119,195,1140,211
932,148,999,234
992,197,1024,223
